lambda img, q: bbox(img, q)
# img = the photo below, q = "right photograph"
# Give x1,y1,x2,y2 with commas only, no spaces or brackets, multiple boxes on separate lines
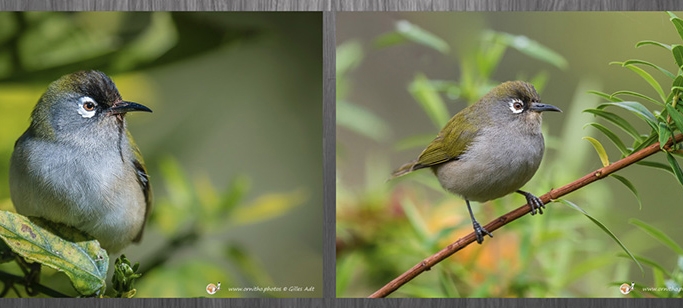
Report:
336,12,683,298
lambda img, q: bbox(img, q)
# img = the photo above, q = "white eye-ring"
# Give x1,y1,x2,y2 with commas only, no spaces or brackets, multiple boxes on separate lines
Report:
77,96,98,118
508,99,525,114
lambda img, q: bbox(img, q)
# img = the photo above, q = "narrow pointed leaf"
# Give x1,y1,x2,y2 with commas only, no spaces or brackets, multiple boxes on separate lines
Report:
588,90,623,102
584,109,644,141
632,133,658,153
668,13,683,42
630,218,683,255
496,32,568,70
617,253,671,277
389,20,450,54
621,59,676,79
665,103,683,133
673,45,683,69
609,174,642,210
665,152,683,186
409,73,451,128
337,100,392,142
598,101,658,130
611,62,666,102
635,40,672,50
585,123,629,155
636,160,674,174
583,136,610,167
230,189,307,225
610,90,663,106
659,122,673,150
557,199,643,273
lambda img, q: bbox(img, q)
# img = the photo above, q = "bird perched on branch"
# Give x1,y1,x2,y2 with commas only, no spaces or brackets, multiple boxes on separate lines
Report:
391,81,561,244
10,70,152,253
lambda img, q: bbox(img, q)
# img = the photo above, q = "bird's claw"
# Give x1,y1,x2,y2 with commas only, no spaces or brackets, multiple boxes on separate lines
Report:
517,190,545,215
472,221,493,244
525,193,545,215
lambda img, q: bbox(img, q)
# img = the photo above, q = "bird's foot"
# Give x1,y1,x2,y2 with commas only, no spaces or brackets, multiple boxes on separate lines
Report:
517,190,545,215
472,220,493,244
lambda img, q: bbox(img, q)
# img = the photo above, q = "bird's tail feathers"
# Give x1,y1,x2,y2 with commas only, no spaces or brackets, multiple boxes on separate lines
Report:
389,160,419,181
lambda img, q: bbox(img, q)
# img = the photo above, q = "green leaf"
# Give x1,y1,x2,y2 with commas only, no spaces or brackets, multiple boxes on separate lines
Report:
585,123,629,155
0,212,108,296
669,76,683,105
630,218,683,255
673,45,683,69
583,109,644,141
665,103,683,133
230,189,307,225
588,90,623,102
217,175,251,216
400,197,430,242
659,122,673,150
374,32,409,49
609,174,642,210
665,152,683,186
635,40,672,50
583,136,610,167
617,253,671,278
632,133,658,153
668,13,683,42
557,200,643,273
478,31,509,79
336,253,359,295
636,160,674,174
336,40,363,77
610,90,663,106
385,20,450,54
438,269,460,297
226,244,275,288
611,62,666,102
598,101,658,130
409,73,451,128
496,32,568,70
622,59,676,79
337,100,392,142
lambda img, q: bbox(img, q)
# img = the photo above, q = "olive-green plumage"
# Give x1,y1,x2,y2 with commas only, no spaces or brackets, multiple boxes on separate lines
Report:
391,81,561,244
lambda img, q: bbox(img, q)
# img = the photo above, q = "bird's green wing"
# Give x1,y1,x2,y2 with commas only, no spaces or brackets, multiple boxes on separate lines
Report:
415,111,479,168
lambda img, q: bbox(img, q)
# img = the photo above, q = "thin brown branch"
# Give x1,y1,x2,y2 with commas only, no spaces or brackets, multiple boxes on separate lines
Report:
369,133,683,298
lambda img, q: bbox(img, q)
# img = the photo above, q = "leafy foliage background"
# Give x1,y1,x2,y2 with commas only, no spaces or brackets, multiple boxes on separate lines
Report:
0,12,322,298
337,12,683,298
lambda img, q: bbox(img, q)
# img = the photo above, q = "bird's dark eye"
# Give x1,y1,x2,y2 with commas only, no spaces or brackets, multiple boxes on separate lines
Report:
83,101,96,111
513,101,524,110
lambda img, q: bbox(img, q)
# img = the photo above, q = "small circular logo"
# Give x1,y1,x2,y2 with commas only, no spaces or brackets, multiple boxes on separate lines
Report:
619,282,634,295
206,282,221,295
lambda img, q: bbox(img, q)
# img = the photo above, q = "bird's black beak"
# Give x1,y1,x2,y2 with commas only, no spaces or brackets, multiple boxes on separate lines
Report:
109,101,152,115
530,102,562,113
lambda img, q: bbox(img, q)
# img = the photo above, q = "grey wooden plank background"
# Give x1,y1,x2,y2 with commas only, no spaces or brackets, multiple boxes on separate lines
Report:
2,0,683,308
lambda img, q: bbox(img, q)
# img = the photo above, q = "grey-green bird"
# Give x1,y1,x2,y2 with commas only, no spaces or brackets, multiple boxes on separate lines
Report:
9,70,152,253
391,81,561,244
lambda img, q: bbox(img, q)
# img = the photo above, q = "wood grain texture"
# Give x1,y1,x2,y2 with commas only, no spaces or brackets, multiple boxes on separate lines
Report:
323,11,337,300
0,0,332,11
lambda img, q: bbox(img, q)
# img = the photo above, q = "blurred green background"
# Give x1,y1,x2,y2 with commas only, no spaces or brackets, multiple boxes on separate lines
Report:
0,12,322,298
336,12,683,298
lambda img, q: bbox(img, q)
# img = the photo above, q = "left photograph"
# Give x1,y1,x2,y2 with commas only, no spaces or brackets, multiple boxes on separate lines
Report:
0,12,322,298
